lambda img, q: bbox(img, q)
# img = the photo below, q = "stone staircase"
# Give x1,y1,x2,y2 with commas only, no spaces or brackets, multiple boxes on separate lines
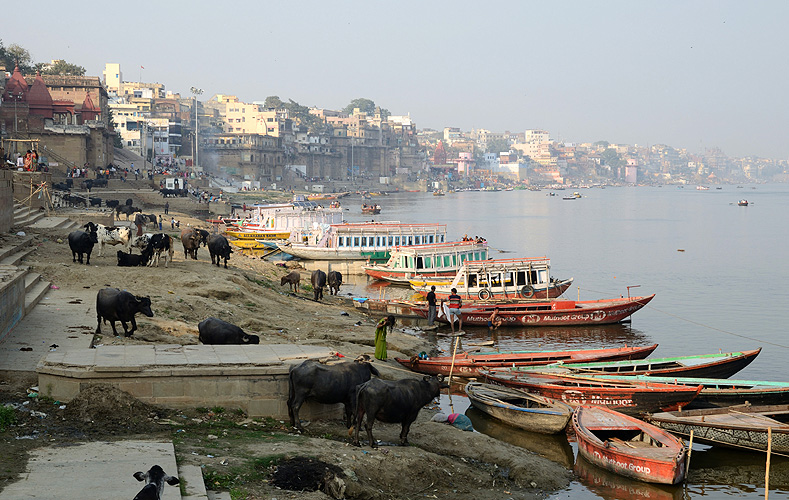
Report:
0,234,49,341
0,234,51,315
0,204,81,339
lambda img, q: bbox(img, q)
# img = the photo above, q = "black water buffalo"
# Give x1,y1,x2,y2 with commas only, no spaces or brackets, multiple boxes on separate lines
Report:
288,359,380,432
105,199,120,209
92,178,108,188
67,226,99,265
208,234,232,268
116,204,142,220
132,465,179,500
125,198,134,206
145,233,174,267
328,270,343,295
280,271,301,293
117,249,151,267
95,287,154,337
81,179,93,191
353,375,448,448
197,317,260,345
89,196,102,207
311,270,327,301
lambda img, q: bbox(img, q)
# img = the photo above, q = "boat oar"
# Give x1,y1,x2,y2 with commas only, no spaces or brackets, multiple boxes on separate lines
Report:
766,427,772,500
685,429,694,481
447,336,461,387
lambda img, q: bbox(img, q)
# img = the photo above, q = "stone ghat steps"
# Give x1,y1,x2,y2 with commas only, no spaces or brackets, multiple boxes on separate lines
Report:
0,233,51,326
13,205,47,227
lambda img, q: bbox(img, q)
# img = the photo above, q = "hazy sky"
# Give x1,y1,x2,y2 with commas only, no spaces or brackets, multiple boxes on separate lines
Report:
4,1,787,158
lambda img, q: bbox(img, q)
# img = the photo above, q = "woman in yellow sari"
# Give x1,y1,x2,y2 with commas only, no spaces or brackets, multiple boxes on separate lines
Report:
374,315,396,360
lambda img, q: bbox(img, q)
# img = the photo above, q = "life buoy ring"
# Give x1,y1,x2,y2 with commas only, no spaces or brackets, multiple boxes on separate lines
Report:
520,285,534,298
478,289,492,300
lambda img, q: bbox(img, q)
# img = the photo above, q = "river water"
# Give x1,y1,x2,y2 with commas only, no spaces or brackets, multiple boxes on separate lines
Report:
336,183,789,499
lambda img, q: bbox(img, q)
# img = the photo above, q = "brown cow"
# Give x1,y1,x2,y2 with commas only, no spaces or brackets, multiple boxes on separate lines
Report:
280,271,301,293
180,228,201,260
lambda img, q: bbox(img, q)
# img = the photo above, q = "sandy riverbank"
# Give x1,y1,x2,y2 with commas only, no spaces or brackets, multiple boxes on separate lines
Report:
0,198,572,499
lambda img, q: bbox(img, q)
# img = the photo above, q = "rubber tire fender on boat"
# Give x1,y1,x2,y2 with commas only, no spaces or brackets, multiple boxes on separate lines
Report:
520,285,534,298
478,288,492,300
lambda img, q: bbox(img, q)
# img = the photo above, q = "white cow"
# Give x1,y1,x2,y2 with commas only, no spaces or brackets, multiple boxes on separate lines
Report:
85,222,132,257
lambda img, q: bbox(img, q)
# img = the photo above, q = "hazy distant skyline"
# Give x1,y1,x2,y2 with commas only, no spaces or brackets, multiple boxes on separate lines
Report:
4,1,787,159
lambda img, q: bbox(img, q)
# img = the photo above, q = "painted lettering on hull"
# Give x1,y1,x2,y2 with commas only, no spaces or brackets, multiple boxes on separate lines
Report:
591,450,652,475
561,390,634,407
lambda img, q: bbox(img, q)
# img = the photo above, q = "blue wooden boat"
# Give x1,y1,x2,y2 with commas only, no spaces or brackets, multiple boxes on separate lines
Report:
464,382,573,434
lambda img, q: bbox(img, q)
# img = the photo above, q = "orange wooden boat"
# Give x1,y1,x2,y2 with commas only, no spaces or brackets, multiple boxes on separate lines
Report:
573,405,687,484
395,344,658,377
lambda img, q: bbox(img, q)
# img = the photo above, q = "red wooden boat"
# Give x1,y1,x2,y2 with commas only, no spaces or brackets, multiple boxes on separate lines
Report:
573,405,687,484
394,344,658,377
481,371,702,415
410,295,655,327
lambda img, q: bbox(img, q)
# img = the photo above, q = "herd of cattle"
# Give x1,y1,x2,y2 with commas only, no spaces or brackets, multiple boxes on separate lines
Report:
66,221,233,269
94,284,439,449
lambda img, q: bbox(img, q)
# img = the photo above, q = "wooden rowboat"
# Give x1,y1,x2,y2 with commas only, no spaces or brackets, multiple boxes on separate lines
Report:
585,374,789,409
481,371,702,415
464,382,572,434
394,344,659,377
573,405,687,484
409,295,654,327
646,404,789,456
505,348,761,379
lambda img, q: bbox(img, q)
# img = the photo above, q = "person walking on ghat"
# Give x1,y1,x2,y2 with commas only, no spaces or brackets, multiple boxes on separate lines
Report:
426,285,437,325
164,201,169,215
445,287,463,334
374,315,396,361
158,214,163,231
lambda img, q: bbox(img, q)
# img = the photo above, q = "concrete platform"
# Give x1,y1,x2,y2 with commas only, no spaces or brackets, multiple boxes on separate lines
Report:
0,440,182,500
37,343,339,419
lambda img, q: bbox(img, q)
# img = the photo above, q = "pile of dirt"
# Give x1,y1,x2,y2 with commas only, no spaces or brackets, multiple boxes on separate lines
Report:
63,384,166,434
271,456,347,499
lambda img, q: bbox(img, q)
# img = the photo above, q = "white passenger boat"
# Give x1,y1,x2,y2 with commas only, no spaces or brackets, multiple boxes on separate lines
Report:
409,257,573,301
363,239,488,285
225,198,343,246
277,221,448,262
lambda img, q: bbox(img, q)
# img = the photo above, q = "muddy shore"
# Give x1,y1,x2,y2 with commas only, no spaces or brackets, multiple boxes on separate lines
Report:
0,194,572,499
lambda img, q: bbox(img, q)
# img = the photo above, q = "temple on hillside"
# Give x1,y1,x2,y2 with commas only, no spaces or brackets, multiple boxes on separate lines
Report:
1,64,115,170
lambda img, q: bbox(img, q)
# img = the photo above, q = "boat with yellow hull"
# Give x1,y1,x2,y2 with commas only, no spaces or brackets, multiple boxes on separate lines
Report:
225,229,292,240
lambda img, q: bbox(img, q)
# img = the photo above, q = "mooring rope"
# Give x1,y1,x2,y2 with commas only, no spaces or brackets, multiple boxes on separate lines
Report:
576,286,789,350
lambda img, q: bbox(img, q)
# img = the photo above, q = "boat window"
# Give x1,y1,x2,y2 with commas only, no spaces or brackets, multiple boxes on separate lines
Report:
388,236,394,246
408,236,413,246
516,271,526,286
361,237,367,247
429,235,434,243
468,274,477,287
460,254,466,263
338,238,344,248
416,257,423,270
425,256,432,268
452,255,457,266
395,236,400,246
440,235,445,242
415,236,421,245
481,249,487,259
444,255,451,267
353,236,360,247
407,256,414,269
530,270,538,284
491,273,502,288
